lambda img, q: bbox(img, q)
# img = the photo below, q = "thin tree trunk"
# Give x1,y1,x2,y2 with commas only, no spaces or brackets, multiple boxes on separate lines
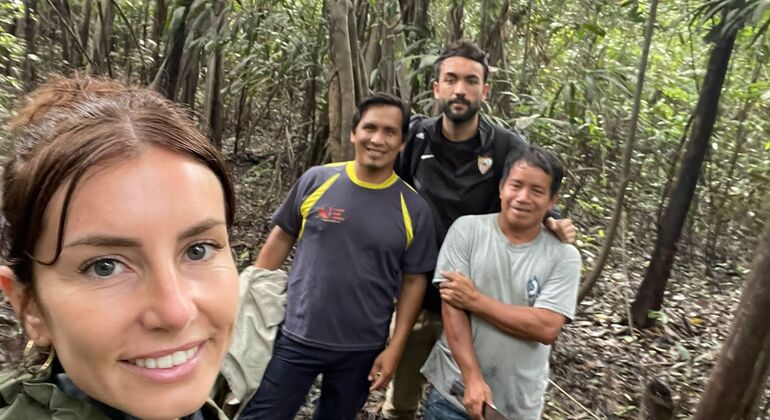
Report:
4,19,18,77
22,0,37,91
479,0,507,67
631,0,744,328
201,0,227,148
517,0,535,94
74,0,92,69
89,0,114,75
347,1,367,102
446,0,463,44
327,0,358,161
148,0,167,82
151,0,192,100
656,112,695,229
579,0,659,302
179,45,200,109
694,224,770,419
56,0,72,65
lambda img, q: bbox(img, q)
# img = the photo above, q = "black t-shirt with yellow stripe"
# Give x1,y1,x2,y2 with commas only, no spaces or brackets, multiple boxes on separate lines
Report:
273,161,437,351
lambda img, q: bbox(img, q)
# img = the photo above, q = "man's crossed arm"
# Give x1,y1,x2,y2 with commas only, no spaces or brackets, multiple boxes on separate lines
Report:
439,271,567,345
440,270,568,419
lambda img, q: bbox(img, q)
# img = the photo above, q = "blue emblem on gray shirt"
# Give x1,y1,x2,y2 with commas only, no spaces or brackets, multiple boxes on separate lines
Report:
527,276,541,306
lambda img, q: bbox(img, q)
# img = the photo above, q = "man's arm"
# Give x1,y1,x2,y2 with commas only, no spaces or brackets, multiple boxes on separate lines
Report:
439,271,566,345
442,299,492,420
368,272,426,390
253,226,296,270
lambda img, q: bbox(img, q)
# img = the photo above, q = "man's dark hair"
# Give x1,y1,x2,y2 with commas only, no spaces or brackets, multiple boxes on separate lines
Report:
433,39,490,83
501,145,564,196
351,92,410,140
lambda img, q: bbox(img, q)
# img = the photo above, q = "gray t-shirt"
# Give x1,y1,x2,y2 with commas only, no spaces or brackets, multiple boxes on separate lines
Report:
273,162,437,351
421,214,581,419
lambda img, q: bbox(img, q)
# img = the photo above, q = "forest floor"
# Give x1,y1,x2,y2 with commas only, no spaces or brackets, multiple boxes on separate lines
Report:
0,155,755,419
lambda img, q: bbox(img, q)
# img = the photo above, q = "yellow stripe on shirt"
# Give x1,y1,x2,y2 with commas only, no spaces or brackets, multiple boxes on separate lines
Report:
346,161,399,189
400,192,414,249
298,173,341,239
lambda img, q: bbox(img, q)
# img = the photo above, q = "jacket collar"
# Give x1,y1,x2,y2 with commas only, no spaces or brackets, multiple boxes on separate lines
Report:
0,364,228,420
428,113,494,149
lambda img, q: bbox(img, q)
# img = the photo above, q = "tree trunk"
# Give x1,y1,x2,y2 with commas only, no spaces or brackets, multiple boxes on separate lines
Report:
148,0,167,82
631,1,744,328
22,0,37,91
736,334,770,419
327,72,344,160
399,0,430,98
179,45,200,109
89,0,115,75
517,0,535,94
579,0,659,302
56,0,72,65
446,0,463,44
327,0,359,161
151,0,192,100
693,224,770,419
478,0,508,67
74,0,93,69
347,1,367,102
4,18,18,77
201,0,227,148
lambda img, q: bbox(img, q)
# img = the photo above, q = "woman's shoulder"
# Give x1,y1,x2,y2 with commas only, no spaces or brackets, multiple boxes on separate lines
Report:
0,368,109,420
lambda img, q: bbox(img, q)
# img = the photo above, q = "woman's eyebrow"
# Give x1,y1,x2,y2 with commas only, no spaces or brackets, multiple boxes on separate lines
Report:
64,236,140,248
178,218,227,240
61,219,226,248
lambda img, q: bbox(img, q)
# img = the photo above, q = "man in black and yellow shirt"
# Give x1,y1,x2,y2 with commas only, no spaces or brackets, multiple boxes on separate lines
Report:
240,93,437,420
383,40,576,420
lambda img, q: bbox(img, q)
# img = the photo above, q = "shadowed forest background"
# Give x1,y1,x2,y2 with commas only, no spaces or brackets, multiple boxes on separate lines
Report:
1,0,770,418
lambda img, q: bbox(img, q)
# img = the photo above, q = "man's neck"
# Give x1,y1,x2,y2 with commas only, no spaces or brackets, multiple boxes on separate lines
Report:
441,114,480,142
353,161,393,185
497,214,541,244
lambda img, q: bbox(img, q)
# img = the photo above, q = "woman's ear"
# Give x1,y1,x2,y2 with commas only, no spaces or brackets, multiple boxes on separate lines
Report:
0,266,51,347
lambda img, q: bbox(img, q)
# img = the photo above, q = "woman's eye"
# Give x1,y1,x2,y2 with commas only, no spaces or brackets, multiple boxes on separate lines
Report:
84,259,126,279
186,243,215,261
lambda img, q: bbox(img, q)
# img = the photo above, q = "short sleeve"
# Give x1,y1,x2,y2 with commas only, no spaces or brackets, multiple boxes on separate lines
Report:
432,217,472,285
272,173,314,237
534,245,581,321
401,197,438,274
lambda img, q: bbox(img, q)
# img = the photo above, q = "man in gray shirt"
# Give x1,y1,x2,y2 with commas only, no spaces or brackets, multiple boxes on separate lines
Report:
421,145,581,420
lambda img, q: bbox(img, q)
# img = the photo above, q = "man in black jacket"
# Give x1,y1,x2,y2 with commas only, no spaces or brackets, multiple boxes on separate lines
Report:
381,40,576,420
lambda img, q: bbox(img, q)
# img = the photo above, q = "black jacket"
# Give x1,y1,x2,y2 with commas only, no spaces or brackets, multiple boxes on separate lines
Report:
396,114,529,312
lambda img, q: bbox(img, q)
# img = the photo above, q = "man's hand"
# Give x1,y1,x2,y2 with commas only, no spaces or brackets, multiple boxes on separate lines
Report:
463,377,493,420
545,217,576,244
368,346,401,390
439,271,481,311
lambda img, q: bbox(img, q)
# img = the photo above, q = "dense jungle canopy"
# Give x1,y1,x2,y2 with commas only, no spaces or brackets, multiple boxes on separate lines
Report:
1,0,770,418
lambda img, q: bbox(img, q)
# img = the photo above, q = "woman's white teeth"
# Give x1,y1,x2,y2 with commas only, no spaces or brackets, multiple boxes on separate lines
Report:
132,347,197,369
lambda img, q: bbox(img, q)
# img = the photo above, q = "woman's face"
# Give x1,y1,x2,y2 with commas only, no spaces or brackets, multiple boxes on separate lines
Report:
19,147,238,419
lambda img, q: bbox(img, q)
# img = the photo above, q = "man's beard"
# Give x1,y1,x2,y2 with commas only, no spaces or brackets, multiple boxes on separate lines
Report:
439,98,481,123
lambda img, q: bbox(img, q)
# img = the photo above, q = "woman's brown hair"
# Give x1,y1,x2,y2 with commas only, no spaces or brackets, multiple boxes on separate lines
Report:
1,74,236,291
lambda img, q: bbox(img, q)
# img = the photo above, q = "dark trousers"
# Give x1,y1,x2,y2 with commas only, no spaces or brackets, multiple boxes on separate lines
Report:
239,332,382,420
